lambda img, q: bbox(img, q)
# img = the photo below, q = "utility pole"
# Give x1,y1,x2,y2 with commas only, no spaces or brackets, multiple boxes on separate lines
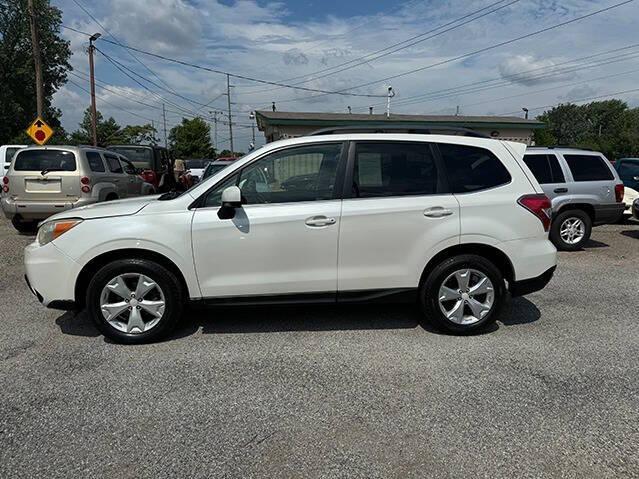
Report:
151,120,156,145
88,33,101,146
162,103,168,147
226,74,234,154
386,86,395,118
249,111,256,151
27,0,44,119
210,110,219,151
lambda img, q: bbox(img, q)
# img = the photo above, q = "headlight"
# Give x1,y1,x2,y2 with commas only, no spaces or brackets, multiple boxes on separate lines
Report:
37,219,83,246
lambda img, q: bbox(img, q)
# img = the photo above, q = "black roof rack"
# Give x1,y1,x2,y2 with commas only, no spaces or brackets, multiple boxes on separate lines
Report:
528,145,595,151
307,124,490,139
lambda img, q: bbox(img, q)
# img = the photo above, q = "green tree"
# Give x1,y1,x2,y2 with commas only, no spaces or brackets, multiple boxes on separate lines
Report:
169,117,214,158
69,108,157,146
0,0,71,144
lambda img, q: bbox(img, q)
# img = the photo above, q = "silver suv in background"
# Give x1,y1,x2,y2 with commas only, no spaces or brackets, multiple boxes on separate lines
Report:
1,145,154,232
523,147,624,250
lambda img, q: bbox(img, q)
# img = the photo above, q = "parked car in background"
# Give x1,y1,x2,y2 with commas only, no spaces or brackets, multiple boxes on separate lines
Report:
614,159,639,216
1,144,27,176
23,132,556,343
107,145,175,192
201,158,237,180
1,146,154,232
522,147,624,250
184,159,211,182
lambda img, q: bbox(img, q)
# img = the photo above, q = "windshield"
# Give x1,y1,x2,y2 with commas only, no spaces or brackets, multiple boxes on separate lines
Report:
108,147,153,169
203,163,229,179
14,150,77,171
186,159,209,169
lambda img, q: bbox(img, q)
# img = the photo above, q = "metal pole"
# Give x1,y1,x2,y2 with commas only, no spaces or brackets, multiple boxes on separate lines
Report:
27,0,44,119
211,111,218,151
226,74,234,154
162,103,168,147
386,86,394,118
88,39,98,146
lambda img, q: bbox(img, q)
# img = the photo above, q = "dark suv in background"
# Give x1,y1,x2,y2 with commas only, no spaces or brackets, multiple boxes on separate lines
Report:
107,145,175,192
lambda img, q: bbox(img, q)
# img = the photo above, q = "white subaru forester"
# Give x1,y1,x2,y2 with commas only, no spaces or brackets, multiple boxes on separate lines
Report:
24,133,557,343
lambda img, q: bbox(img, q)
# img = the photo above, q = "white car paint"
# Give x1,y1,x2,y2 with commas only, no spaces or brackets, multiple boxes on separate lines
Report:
24,133,556,309
623,186,638,211
1,144,27,176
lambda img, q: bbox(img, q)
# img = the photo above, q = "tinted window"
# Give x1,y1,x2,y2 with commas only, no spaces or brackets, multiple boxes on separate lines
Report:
438,143,511,193
617,160,639,178
108,147,153,169
14,150,76,171
86,151,105,172
523,154,565,184
352,142,441,198
203,163,229,179
564,154,613,181
105,154,123,173
238,143,342,204
121,158,137,174
5,147,21,163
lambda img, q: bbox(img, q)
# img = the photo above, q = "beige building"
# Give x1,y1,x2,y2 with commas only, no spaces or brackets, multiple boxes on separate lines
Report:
255,111,544,145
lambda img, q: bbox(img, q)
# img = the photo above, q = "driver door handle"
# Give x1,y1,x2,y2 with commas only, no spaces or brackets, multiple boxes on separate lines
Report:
305,215,336,227
554,187,568,193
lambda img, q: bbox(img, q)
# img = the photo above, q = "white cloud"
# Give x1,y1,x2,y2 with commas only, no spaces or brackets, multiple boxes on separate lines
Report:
499,55,577,86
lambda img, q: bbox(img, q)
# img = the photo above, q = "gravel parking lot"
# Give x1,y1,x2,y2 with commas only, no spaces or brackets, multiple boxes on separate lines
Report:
1,217,638,478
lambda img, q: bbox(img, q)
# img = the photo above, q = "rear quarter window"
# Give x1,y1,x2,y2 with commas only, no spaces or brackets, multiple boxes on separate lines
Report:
564,154,614,181
437,143,511,193
523,154,565,184
13,150,77,171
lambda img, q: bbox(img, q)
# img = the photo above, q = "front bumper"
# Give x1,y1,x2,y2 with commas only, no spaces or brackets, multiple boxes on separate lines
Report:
2,196,97,221
24,241,79,308
510,266,556,297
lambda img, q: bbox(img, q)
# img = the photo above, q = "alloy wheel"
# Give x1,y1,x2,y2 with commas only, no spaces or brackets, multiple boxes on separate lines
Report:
99,273,166,334
438,269,495,325
559,217,585,245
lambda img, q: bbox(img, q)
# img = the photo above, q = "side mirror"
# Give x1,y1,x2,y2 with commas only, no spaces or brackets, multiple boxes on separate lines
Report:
217,186,242,219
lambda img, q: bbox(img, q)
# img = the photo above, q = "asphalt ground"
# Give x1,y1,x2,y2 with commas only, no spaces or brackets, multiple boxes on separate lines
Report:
1,216,638,478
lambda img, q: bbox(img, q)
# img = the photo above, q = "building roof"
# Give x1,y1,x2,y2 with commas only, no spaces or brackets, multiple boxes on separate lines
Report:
255,110,544,130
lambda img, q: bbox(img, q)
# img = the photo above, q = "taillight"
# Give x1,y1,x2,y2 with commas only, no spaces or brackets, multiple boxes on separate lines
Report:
80,176,91,194
615,184,624,203
518,194,552,232
2,176,8,193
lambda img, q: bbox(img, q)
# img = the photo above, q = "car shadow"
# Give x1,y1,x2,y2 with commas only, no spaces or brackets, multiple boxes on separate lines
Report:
583,239,609,249
54,297,542,342
621,229,639,240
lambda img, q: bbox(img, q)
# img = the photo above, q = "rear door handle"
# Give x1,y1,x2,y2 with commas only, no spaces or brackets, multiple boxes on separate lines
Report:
554,188,568,193
305,215,336,227
424,207,453,218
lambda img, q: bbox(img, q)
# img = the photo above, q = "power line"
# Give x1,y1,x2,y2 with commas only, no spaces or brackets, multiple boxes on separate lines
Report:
240,0,520,95
61,24,386,98
269,0,637,105
499,86,639,116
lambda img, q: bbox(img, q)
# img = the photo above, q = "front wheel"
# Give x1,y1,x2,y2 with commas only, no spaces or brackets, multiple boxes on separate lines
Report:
420,254,505,333
11,216,37,234
86,259,184,344
550,210,592,251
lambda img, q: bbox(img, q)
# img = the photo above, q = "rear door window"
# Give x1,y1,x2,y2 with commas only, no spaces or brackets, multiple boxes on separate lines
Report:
352,142,443,198
564,154,613,181
86,152,106,172
617,160,639,179
523,154,565,184
437,143,511,193
104,154,123,174
13,150,77,172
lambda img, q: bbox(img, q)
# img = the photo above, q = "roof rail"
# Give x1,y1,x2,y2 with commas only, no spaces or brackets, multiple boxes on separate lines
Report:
528,145,595,151
307,124,490,138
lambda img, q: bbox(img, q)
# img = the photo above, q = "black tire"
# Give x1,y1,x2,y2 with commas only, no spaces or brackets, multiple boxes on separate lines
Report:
420,254,505,334
104,193,119,201
11,216,37,234
550,209,592,251
86,258,184,344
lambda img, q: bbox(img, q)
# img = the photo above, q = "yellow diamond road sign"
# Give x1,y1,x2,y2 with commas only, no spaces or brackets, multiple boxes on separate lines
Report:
26,117,54,145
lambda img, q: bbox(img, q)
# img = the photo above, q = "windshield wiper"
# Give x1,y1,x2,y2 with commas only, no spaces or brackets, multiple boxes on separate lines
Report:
40,168,63,176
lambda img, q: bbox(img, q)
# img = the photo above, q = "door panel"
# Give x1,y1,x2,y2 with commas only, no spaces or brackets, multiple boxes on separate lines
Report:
338,195,460,290
192,201,341,297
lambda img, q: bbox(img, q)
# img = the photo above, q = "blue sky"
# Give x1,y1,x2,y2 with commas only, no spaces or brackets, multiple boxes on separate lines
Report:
52,0,639,152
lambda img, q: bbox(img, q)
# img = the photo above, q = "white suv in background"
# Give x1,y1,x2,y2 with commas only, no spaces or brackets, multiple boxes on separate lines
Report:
24,132,557,343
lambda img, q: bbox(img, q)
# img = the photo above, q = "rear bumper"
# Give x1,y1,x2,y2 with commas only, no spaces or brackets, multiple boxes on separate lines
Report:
510,266,556,297
2,196,97,221
593,203,624,226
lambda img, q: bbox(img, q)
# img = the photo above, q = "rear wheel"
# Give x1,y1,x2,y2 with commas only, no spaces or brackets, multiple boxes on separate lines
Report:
86,259,183,344
550,209,592,251
420,254,505,333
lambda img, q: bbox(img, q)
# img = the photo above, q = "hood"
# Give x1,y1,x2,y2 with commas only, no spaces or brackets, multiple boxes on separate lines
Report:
624,186,639,205
44,195,159,222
